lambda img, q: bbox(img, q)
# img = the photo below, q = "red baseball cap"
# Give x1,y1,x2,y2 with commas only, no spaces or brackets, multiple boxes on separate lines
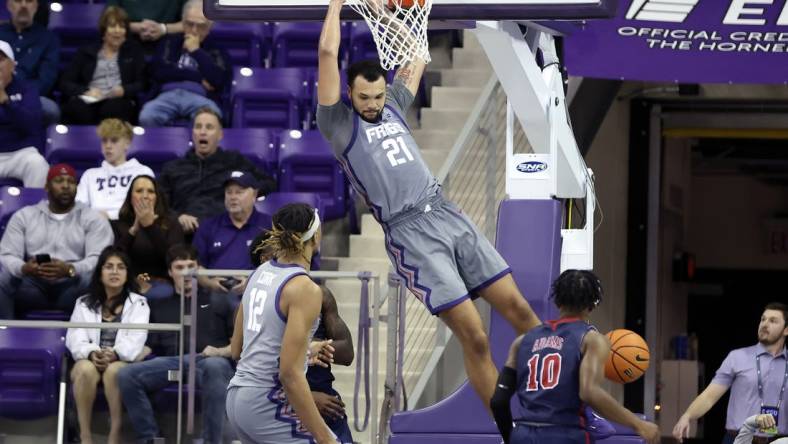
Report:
47,163,77,183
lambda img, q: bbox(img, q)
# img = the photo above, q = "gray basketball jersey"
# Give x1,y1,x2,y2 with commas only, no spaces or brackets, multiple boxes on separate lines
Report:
229,260,319,389
317,81,439,223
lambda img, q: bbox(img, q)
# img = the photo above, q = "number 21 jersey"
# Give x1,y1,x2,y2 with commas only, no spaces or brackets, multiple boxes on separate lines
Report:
515,318,595,428
316,80,439,224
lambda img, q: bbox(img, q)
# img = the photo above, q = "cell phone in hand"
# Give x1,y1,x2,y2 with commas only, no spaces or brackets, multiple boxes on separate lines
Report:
35,254,51,264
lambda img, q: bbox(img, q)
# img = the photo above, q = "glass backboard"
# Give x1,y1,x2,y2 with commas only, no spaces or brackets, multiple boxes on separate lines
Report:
205,0,617,21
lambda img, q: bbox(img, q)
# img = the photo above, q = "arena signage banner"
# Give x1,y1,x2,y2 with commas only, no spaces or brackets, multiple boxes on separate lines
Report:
564,0,788,84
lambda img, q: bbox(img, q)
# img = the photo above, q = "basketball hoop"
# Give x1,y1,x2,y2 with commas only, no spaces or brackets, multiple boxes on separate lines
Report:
348,0,432,70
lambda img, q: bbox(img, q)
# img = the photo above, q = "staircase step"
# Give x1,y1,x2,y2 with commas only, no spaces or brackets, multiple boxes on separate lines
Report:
421,149,451,175
463,29,484,52
349,234,386,258
420,108,471,131
440,68,494,87
360,213,384,237
452,48,489,69
431,86,483,109
412,129,456,151
335,257,392,282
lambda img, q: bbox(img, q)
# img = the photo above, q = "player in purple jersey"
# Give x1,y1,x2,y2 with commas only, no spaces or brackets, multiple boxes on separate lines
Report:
490,270,660,444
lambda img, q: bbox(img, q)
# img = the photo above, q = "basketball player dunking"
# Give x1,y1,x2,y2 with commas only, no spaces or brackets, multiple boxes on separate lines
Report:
490,270,660,444
316,0,541,409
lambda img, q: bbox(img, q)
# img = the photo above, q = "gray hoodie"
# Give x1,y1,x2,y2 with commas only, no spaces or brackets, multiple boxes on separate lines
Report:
0,200,114,278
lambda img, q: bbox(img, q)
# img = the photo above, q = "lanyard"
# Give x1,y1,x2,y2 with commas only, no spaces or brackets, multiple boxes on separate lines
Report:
756,351,788,409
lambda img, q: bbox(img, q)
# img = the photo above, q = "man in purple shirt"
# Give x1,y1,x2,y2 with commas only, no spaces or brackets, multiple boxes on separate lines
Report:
0,39,48,187
674,302,788,444
193,170,269,295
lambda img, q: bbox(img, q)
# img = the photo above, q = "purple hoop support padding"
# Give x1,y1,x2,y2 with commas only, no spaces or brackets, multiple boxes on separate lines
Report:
389,199,563,438
388,199,646,443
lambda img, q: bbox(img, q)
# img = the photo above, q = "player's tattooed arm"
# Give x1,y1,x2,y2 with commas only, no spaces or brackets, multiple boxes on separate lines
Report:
320,286,354,366
395,59,426,96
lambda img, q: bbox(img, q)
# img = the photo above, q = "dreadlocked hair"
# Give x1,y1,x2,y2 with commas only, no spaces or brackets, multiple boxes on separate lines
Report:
262,203,316,260
551,269,603,313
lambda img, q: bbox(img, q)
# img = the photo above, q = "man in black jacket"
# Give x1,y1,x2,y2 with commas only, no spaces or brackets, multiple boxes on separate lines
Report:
116,244,236,444
138,0,229,127
158,107,276,233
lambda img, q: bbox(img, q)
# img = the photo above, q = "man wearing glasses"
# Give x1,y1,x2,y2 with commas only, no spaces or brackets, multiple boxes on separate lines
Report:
138,0,230,127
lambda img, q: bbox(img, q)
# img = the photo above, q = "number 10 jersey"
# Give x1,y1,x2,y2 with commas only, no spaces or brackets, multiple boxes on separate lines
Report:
515,318,596,428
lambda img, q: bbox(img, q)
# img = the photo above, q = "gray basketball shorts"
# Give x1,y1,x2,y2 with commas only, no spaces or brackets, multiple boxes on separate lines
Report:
383,193,511,315
227,385,337,444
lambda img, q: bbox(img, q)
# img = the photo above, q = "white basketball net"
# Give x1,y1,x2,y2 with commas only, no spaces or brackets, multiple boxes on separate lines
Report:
348,0,432,71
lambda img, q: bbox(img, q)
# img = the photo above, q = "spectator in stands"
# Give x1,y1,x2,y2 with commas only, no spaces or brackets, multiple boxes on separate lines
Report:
59,7,146,125
66,246,150,444
114,175,184,300
117,244,235,444
0,39,48,187
138,0,230,127
159,107,275,233
193,170,268,294
248,232,357,443
0,164,114,319
76,119,154,219
107,0,186,48
0,0,60,125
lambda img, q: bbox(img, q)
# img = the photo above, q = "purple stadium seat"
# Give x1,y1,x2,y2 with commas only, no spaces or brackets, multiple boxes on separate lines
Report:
349,22,378,63
45,125,190,176
126,127,191,174
254,191,323,221
0,178,23,188
230,67,312,129
220,128,279,178
278,130,347,220
272,22,323,67
0,327,67,420
0,186,46,237
211,21,267,68
272,22,350,68
48,3,103,69
45,125,103,175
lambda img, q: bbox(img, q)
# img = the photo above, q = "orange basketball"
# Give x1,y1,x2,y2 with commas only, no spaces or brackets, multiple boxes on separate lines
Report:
604,329,650,384
388,0,425,9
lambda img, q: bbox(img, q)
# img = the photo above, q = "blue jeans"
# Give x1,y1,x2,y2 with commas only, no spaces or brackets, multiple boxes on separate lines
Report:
0,269,91,319
138,89,221,127
142,280,174,301
116,354,235,444
40,96,61,127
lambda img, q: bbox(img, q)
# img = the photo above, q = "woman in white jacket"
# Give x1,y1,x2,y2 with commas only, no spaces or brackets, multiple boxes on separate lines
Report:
66,246,150,444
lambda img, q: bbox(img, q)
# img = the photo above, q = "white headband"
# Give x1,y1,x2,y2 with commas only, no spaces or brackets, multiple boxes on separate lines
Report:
300,209,320,242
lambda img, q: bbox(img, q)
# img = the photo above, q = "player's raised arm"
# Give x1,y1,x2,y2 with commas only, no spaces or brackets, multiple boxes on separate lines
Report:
318,0,344,106
395,59,426,97
579,331,660,444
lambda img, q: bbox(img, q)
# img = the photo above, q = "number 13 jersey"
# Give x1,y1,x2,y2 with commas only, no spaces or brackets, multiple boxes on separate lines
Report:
515,318,596,428
229,260,320,390
317,80,439,224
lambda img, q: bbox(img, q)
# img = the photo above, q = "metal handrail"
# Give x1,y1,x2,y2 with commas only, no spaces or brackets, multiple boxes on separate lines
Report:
0,268,380,444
